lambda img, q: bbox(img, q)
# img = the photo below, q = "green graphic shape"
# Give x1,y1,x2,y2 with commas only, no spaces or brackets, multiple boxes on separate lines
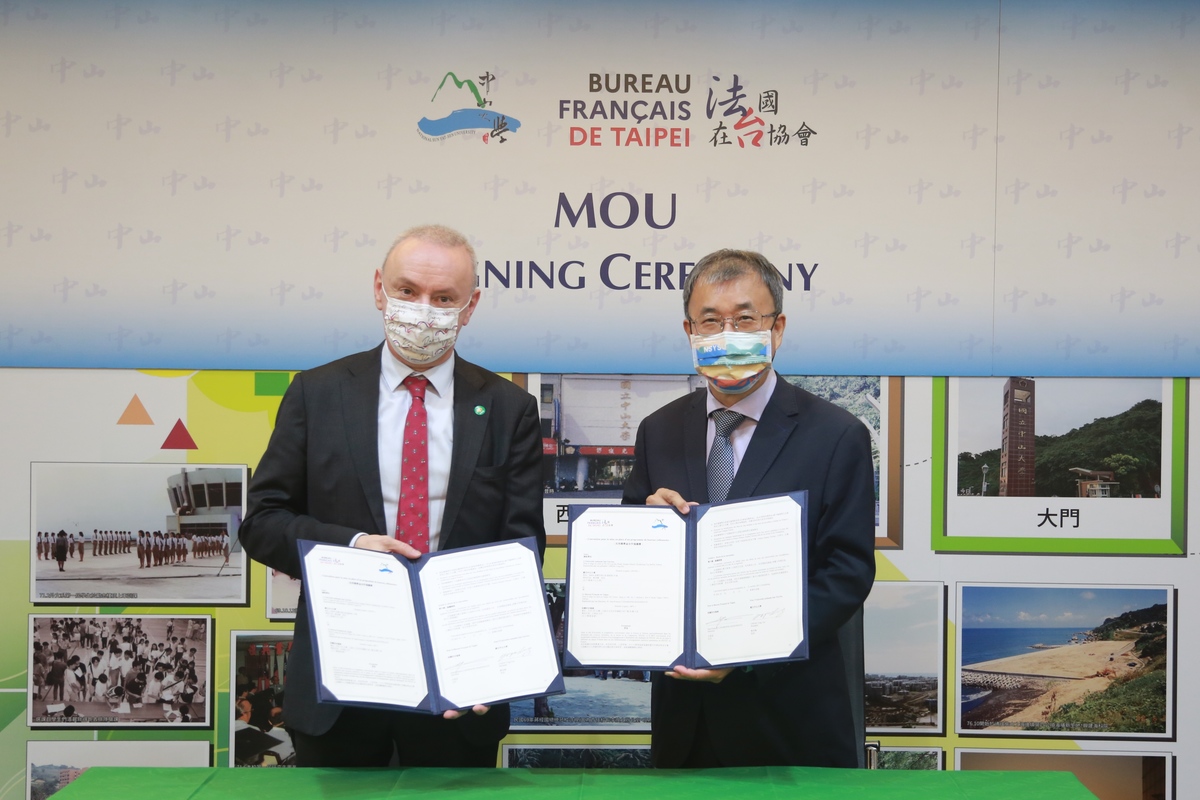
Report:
432,71,486,108
254,372,292,397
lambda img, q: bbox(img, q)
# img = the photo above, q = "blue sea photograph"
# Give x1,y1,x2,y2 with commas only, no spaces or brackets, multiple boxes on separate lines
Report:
956,584,1171,738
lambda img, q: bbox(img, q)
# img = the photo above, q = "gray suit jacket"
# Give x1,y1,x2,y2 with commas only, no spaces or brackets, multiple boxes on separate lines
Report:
241,345,545,742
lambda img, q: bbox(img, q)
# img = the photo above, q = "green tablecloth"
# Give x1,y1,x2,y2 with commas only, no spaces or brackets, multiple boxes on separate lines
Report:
53,766,1097,799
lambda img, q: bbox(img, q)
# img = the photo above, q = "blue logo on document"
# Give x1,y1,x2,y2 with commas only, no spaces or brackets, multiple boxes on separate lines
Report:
652,519,668,529
378,565,393,573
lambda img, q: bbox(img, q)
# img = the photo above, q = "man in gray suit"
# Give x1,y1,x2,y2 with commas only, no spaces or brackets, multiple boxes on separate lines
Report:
622,249,875,768
241,224,545,767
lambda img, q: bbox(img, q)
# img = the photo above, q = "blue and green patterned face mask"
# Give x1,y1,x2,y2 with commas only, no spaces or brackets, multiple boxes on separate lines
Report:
689,330,772,394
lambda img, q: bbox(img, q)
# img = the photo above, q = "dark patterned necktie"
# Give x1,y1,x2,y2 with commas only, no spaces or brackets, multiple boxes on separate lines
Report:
707,409,746,503
395,375,429,552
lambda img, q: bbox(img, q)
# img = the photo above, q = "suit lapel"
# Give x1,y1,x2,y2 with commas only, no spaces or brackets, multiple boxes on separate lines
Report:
683,390,710,503
342,347,387,536
441,359,489,548
728,377,798,500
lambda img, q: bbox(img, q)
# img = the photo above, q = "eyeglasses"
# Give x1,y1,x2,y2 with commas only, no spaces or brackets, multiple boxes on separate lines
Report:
689,311,779,336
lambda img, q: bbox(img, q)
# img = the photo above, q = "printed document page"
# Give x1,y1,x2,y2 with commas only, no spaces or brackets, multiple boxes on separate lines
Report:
566,506,686,667
695,494,805,666
304,545,428,707
420,541,560,709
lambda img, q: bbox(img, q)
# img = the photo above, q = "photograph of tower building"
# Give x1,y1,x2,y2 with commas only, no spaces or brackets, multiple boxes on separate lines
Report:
999,378,1036,497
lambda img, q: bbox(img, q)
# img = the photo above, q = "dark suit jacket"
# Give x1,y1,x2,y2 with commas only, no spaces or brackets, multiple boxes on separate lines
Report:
622,375,875,768
240,345,545,744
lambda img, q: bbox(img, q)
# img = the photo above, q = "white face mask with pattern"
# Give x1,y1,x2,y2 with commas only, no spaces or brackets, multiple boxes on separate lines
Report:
690,330,773,394
381,288,468,365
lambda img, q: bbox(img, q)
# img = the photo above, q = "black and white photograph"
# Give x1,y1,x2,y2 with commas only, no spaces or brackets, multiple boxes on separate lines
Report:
864,581,944,734
509,580,651,732
26,739,210,800
31,462,248,604
28,614,211,728
501,744,652,769
229,630,294,767
956,584,1173,739
956,748,1171,800
937,377,1182,554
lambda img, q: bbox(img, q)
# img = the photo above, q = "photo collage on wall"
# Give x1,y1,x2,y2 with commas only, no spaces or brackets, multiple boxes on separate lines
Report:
468,372,1182,789
7,1,1199,794
14,370,1187,795
23,459,248,789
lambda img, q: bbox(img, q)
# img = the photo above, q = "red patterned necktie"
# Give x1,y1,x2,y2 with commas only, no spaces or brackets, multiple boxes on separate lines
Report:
395,374,429,553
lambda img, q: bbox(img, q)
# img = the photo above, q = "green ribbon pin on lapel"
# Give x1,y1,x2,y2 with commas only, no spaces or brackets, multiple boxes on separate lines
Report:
474,405,485,416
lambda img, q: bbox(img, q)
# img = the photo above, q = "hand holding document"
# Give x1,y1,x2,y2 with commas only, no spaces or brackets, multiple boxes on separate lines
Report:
564,493,808,671
300,537,564,715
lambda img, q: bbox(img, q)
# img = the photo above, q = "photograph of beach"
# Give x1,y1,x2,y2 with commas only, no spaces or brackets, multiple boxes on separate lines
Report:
864,581,944,734
956,584,1172,738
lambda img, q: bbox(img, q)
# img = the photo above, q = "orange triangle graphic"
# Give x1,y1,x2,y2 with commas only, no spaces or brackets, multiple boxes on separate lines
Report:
117,394,154,425
161,419,198,450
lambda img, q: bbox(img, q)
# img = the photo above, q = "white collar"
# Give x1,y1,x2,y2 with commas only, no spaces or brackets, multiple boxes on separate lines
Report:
704,369,777,422
381,346,456,396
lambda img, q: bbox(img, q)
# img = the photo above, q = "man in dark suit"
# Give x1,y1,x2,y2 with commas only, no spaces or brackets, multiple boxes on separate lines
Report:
240,224,545,768
622,248,875,768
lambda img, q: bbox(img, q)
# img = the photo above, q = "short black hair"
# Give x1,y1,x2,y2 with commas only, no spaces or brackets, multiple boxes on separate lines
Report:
682,249,783,318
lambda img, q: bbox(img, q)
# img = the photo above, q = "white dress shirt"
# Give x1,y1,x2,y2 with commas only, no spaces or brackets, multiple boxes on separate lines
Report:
377,348,456,552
